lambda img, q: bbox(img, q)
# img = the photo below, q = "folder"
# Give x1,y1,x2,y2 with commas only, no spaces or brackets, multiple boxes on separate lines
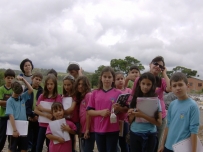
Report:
38,101,53,123
62,97,72,110
116,93,130,107
6,120,29,136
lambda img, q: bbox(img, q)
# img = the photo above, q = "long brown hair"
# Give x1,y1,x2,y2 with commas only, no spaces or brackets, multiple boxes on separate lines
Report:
63,75,75,97
43,74,58,98
75,76,91,101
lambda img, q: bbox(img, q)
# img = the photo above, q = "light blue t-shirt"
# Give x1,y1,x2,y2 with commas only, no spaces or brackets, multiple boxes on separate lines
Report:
165,98,200,150
6,91,30,121
130,100,162,133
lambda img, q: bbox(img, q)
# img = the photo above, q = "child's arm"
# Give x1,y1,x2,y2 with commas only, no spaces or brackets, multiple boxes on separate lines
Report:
46,134,65,143
158,127,168,152
84,113,91,139
17,76,33,94
0,100,6,107
113,103,128,113
64,101,76,115
37,104,52,113
191,133,197,152
128,108,135,123
133,109,162,126
87,109,111,117
9,114,19,137
34,106,53,120
61,124,76,135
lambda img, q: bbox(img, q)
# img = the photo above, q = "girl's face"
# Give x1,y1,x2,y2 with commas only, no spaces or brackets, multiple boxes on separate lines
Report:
150,61,164,76
52,108,64,120
23,61,32,74
139,78,152,95
115,74,125,89
130,69,140,78
63,79,73,93
46,79,55,93
101,71,114,89
77,80,84,93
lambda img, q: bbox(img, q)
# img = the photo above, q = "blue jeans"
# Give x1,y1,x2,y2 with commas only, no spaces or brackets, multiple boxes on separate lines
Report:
0,117,8,151
119,121,129,152
36,126,50,152
95,132,119,152
130,131,157,152
80,133,95,152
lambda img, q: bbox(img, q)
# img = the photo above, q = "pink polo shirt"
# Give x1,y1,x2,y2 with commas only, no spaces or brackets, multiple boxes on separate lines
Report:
46,120,76,152
79,92,94,133
87,88,122,133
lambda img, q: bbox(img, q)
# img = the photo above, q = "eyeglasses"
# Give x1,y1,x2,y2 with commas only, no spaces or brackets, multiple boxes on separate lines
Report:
152,62,165,70
63,75,75,81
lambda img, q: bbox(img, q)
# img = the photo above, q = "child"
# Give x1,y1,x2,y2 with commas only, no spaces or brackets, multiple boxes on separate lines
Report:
115,71,131,152
34,74,62,152
0,69,15,151
5,76,33,152
62,75,79,152
67,63,82,79
25,72,43,152
87,66,122,152
158,72,200,152
47,69,58,78
128,72,162,152
125,65,140,88
19,58,34,85
46,102,76,152
76,76,95,152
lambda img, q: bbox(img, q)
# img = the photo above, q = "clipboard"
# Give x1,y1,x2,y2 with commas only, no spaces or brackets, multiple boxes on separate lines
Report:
135,97,159,123
116,93,130,107
6,120,29,136
172,137,203,152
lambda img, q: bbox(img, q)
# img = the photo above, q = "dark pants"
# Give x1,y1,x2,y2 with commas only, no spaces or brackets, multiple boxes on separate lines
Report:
8,135,28,151
130,131,157,152
27,120,39,152
164,147,174,152
119,121,129,152
80,132,95,152
0,117,8,151
36,126,50,152
95,132,119,152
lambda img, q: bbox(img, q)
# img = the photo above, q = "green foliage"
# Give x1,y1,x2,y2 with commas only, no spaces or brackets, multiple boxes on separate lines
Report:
91,65,105,88
0,71,4,86
167,66,197,78
110,56,145,74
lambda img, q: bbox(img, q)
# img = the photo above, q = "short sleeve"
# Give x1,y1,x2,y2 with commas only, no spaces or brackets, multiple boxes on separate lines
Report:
21,91,30,103
85,93,91,106
87,91,96,110
67,120,77,131
5,99,13,115
189,104,200,134
36,94,44,105
46,125,52,135
0,87,3,99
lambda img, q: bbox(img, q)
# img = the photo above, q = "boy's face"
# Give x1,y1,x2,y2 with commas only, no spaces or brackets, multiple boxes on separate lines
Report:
4,76,14,87
69,70,78,78
171,80,188,100
130,69,140,78
32,76,42,88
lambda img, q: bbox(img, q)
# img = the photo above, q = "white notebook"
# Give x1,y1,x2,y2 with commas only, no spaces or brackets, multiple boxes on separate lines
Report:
172,137,203,152
49,118,70,144
6,120,29,136
38,101,53,123
135,97,159,123
62,97,72,110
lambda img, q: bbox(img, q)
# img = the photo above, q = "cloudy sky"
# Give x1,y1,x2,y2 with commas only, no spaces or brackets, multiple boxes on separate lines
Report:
0,0,203,77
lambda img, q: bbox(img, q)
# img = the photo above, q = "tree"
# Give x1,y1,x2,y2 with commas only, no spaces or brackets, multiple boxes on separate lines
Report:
167,66,197,78
91,65,105,88
110,56,145,74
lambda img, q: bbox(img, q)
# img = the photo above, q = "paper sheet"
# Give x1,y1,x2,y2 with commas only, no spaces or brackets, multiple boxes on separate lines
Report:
6,120,29,136
38,101,53,123
135,97,159,123
62,97,72,110
49,118,70,144
172,137,203,152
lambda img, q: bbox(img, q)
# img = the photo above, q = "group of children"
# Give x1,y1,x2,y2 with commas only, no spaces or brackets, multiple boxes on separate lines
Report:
0,56,200,152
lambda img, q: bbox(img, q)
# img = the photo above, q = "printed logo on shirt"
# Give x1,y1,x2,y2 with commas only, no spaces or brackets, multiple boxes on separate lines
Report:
179,111,185,119
22,104,25,107
110,97,115,103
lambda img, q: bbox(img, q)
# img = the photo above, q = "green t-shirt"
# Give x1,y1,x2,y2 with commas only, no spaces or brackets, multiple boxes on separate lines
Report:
127,80,134,89
0,85,13,117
